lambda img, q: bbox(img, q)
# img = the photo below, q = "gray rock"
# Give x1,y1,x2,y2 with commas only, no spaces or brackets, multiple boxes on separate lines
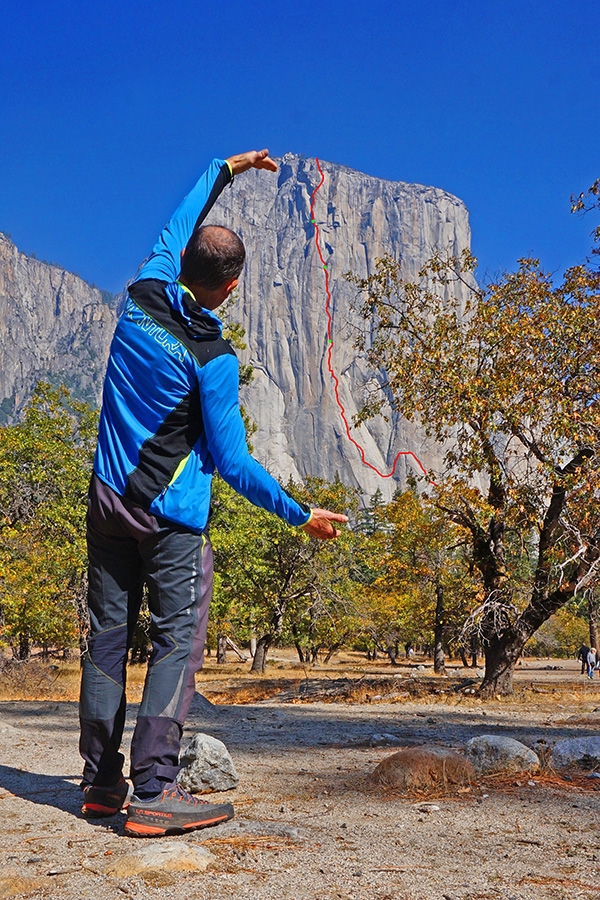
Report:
551,736,600,768
0,233,118,418
103,841,214,876
177,733,239,793
466,735,540,774
370,733,401,745
215,819,305,841
211,155,474,498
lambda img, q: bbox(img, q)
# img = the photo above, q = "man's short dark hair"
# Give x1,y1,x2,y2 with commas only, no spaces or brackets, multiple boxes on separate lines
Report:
180,224,245,290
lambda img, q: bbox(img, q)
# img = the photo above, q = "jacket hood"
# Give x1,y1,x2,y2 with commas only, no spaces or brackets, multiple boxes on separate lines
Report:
128,279,223,343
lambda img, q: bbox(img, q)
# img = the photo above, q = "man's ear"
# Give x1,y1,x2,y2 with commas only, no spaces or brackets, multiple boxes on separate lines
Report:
180,249,186,266
216,278,239,303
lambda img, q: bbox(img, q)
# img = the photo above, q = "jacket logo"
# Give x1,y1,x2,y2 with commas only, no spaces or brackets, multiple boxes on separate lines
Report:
125,299,186,363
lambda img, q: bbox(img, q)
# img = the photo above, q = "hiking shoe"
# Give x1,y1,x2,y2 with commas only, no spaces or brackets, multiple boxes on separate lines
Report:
124,784,234,837
81,777,131,817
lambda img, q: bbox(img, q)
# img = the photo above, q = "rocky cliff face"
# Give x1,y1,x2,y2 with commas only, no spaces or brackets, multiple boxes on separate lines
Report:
0,233,118,423
0,155,472,498
206,154,473,498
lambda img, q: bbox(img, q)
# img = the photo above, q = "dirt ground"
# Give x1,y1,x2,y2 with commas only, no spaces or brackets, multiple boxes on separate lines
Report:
0,656,599,900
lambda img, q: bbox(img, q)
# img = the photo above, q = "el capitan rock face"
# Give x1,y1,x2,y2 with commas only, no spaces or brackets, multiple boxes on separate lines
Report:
205,154,472,497
0,155,473,497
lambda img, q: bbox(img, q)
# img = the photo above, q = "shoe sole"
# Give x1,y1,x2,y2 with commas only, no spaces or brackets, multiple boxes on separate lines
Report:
81,782,132,817
81,799,130,817
124,811,232,837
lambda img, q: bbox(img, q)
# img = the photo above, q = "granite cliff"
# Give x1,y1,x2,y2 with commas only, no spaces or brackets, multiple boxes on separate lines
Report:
0,233,118,423
205,154,472,498
0,155,473,498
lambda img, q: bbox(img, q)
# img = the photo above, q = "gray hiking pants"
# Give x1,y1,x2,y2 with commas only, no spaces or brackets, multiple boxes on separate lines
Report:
79,474,212,794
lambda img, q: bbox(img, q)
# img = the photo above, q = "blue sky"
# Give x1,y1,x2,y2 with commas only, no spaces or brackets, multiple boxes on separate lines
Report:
1,0,598,293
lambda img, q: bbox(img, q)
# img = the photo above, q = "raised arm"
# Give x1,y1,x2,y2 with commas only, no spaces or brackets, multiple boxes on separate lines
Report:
135,150,277,284
135,158,232,283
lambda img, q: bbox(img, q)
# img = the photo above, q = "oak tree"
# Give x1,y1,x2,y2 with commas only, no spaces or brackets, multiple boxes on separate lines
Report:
210,476,361,672
349,187,600,695
0,384,97,658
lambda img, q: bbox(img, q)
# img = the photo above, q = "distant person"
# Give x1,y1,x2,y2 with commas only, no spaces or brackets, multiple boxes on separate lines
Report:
586,648,597,679
79,149,348,837
577,643,591,675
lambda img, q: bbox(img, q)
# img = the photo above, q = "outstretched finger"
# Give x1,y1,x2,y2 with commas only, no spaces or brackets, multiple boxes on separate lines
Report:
252,149,277,171
226,149,278,175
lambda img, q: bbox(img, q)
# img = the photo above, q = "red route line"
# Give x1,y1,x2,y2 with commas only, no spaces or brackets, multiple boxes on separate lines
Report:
309,157,433,483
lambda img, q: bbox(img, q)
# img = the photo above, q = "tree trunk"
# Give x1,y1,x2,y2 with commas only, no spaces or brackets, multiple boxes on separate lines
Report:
294,643,306,663
386,644,400,666
323,639,347,664
459,648,469,667
217,633,227,665
589,593,599,651
76,571,90,666
250,597,287,674
480,578,586,697
479,632,524,698
456,448,596,697
14,632,30,661
250,634,272,673
470,635,479,668
291,624,306,663
433,580,446,675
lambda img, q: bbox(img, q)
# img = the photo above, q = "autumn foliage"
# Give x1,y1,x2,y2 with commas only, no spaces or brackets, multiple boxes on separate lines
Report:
348,181,600,694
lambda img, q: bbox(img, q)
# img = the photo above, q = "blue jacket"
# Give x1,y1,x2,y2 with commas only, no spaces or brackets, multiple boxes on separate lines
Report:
94,158,310,533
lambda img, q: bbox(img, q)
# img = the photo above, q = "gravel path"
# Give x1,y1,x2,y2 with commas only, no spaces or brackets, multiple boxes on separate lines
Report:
0,673,599,900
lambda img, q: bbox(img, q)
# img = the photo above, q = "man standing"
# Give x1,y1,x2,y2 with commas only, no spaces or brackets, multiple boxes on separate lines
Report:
79,149,347,837
587,647,597,679
577,642,591,675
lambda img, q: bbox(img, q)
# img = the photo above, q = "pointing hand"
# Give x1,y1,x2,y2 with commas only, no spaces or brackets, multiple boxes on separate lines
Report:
302,508,349,541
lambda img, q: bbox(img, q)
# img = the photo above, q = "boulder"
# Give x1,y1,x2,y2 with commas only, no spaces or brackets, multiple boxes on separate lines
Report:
466,735,540,774
371,746,473,792
104,842,214,877
177,733,239,794
551,736,600,769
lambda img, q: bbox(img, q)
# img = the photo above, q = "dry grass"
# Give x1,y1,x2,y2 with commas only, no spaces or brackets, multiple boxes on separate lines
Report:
0,658,148,702
479,768,600,794
2,649,600,710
